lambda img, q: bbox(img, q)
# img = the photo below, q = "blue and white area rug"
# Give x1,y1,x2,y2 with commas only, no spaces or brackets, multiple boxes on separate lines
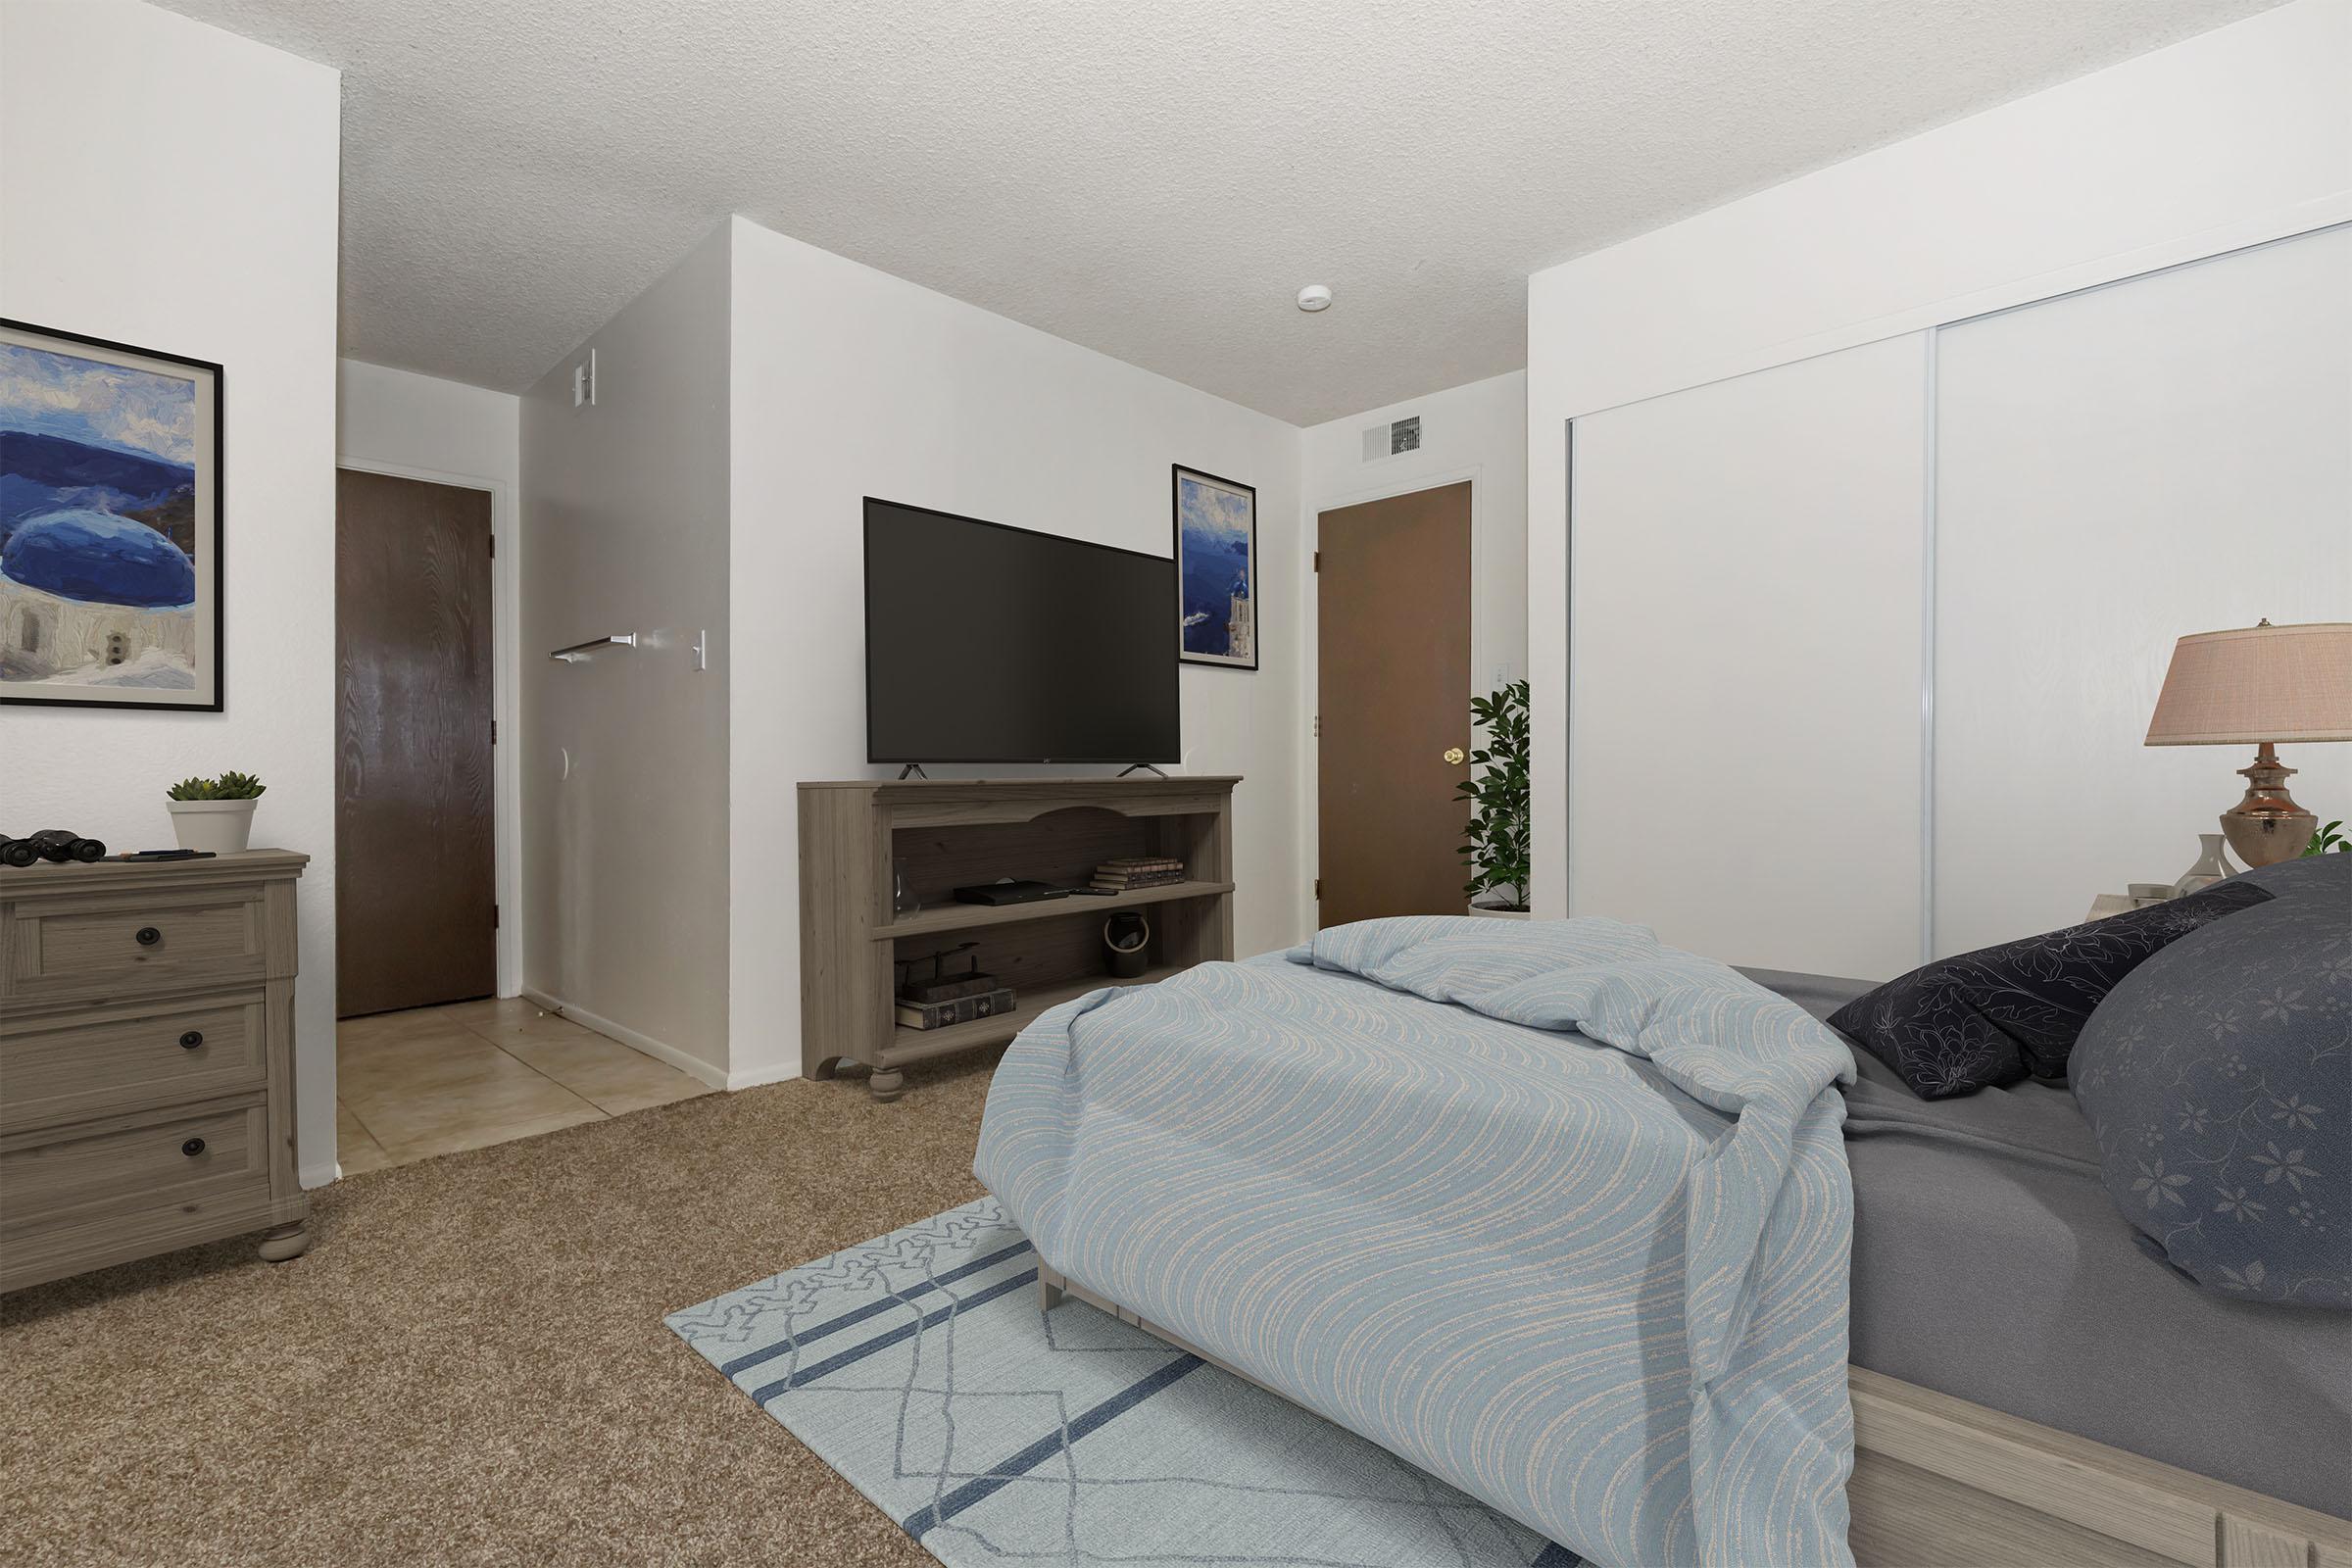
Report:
667,1197,1579,1567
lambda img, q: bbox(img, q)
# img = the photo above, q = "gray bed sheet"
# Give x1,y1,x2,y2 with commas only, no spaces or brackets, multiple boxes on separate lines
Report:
1740,968,2351,1520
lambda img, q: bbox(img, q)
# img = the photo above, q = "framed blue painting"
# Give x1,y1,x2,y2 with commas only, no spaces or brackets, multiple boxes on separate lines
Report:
0,319,223,710
1172,465,1256,670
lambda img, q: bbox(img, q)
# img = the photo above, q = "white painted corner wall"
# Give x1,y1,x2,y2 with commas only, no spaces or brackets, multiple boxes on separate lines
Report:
0,0,344,1184
1300,370,1529,692
1298,370,1529,929
724,216,1307,1087
517,223,732,1085
335,360,524,998
1528,0,2352,956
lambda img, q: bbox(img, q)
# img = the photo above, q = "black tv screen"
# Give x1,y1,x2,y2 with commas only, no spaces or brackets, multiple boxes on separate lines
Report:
864,499,1180,764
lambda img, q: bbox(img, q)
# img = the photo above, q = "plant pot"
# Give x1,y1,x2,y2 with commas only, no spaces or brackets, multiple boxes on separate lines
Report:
166,798,258,855
1465,904,1531,920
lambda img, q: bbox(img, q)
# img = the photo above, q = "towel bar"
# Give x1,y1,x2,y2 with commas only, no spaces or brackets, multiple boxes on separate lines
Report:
550,633,637,662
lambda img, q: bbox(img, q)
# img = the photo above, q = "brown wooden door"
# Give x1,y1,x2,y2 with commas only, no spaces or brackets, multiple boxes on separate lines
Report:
1317,481,1473,928
335,469,496,1017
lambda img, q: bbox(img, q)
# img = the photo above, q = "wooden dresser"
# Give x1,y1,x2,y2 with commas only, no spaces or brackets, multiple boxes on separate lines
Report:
1,850,311,1294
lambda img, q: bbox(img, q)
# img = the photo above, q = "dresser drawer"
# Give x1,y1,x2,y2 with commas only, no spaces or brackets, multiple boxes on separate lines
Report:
0,1099,270,1232
1,994,269,1133
2,885,269,1000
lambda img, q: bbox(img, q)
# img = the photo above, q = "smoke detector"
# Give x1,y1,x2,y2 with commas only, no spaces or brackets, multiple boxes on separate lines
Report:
1296,284,1333,313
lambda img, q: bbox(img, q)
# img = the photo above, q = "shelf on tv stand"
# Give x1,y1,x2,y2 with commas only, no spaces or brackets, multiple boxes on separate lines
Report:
884,962,1187,1065
798,775,1240,1102
878,879,1235,939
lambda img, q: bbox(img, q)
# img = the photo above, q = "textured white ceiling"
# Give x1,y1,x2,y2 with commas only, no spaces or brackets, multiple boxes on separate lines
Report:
155,0,2280,423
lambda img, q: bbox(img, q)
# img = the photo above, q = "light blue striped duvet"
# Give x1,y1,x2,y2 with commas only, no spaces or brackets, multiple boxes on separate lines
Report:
974,916,1859,1568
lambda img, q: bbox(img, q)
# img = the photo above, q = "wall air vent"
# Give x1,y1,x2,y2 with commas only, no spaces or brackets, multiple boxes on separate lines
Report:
1361,414,1423,462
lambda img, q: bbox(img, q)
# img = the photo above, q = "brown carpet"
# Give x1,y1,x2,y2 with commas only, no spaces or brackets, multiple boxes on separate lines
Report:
1,1052,1006,1567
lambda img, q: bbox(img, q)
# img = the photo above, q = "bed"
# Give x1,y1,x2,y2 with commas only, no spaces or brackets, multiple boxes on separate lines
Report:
974,919,2352,1568
1749,968,2352,1528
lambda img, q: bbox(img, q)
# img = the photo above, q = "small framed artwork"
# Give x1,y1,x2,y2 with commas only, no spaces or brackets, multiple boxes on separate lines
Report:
1172,464,1256,670
1,318,223,710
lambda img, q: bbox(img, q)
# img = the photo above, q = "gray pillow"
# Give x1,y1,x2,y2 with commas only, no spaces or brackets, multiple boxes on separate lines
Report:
2072,854,2350,1306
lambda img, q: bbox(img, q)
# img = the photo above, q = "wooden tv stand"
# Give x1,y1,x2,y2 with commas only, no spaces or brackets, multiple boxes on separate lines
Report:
797,776,1238,1100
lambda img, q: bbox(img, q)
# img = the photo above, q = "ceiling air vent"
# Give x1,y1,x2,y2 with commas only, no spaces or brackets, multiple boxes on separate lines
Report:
1362,414,1423,462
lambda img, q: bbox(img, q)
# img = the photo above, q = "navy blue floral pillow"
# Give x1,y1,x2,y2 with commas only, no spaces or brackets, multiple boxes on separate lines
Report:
2071,854,2347,1306
1830,879,2275,1099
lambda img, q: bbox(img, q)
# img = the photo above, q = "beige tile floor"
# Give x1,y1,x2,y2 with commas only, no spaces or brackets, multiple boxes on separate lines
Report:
335,996,711,1172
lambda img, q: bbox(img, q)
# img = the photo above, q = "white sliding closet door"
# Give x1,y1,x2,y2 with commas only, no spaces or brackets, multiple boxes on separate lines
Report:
1934,225,2352,956
1570,335,1928,979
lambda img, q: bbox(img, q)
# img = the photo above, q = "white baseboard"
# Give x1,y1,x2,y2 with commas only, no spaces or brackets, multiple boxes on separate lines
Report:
520,986,729,1090
301,1160,340,1189
726,1057,805,1091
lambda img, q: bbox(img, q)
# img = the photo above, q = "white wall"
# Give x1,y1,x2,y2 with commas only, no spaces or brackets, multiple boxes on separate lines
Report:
1300,371,1529,692
1298,370,1528,924
338,360,520,493
518,225,731,1082
336,359,525,995
0,0,344,1183
727,216,1305,1087
1528,0,2352,937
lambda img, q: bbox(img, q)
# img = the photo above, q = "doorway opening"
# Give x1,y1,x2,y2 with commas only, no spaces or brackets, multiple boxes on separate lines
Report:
330,467,712,1171
1314,479,1474,927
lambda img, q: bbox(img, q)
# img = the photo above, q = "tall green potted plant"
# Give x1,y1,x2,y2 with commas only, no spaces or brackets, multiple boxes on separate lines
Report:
1457,678,1530,917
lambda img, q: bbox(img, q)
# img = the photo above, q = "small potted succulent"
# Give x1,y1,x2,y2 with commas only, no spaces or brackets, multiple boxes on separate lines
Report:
1457,679,1531,918
165,771,267,855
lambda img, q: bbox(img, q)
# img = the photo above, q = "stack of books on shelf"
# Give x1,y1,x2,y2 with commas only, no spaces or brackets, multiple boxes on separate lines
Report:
1091,856,1188,893
894,943,1015,1030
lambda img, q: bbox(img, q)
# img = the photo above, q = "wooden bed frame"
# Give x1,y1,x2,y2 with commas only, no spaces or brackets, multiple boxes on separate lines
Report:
1038,1262,2352,1568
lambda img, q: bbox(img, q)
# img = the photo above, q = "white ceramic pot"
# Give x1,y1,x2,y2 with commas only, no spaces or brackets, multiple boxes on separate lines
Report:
1465,904,1531,921
166,798,258,855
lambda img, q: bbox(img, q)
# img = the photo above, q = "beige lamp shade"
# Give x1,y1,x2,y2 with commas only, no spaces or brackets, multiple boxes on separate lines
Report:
2144,621,2352,746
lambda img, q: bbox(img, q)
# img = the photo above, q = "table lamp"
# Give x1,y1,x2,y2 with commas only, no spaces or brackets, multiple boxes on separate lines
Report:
2145,619,2352,867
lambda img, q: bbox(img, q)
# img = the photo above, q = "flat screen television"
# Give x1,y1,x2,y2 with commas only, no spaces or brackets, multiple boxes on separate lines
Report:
863,498,1181,765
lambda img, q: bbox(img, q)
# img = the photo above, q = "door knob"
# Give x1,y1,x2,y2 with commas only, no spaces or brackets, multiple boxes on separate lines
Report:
1443,747,1465,765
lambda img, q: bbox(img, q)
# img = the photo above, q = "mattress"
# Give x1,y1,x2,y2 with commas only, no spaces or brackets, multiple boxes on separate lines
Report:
1742,968,2352,1520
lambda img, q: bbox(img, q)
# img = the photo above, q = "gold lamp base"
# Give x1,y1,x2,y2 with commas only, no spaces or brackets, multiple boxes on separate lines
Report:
2219,742,2317,869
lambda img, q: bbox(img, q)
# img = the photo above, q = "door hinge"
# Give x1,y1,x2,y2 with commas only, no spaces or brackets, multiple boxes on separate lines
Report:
492,904,501,930
490,719,498,745
1313,550,1320,572
1312,714,1320,739
487,533,496,558
1314,877,1322,900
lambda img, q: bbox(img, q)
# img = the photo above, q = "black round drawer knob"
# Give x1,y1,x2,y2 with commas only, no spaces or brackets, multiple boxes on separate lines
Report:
179,1030,205,1050
135,926,162,947
181,1137,207,1157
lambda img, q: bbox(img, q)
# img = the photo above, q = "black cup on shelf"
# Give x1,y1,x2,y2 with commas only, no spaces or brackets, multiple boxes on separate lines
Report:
1102,911,1151,980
